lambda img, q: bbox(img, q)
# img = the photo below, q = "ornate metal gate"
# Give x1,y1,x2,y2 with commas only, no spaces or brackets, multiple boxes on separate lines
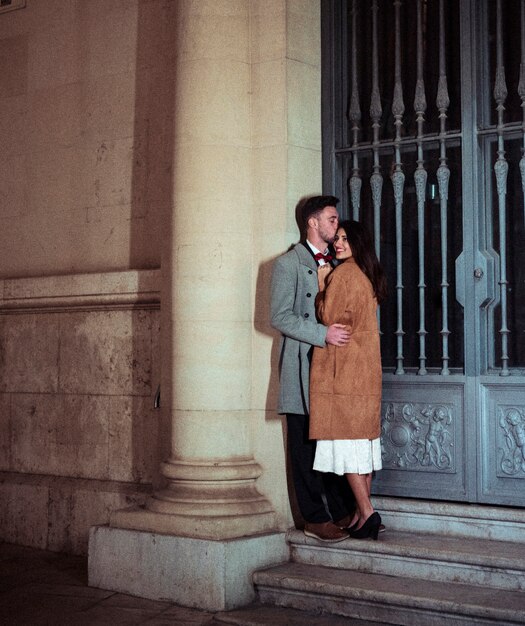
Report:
322,0,525,506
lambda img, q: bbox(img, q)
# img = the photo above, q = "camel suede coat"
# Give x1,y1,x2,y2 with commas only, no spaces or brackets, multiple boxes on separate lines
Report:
309,258,382,440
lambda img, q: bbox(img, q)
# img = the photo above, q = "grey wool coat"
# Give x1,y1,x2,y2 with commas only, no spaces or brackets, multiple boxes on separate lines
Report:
270,243,328,415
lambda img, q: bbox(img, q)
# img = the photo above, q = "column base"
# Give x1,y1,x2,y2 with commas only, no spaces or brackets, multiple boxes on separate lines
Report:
110,502,277,540
88,524,288,611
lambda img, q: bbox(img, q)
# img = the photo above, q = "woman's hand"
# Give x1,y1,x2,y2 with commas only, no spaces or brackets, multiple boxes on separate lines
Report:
317,264,333,291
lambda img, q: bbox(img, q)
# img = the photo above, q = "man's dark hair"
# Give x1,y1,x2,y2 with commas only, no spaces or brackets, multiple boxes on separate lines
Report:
301,195,339,225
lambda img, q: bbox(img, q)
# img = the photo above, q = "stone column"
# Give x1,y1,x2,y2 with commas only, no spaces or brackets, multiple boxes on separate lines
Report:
89,1,287,610
110,0,276,540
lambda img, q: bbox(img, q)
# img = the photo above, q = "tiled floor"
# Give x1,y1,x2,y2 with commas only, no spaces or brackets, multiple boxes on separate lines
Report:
0,542,215,625
0,542,382,625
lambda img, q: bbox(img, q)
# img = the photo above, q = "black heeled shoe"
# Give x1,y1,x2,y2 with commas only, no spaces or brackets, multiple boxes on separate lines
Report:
348,512,381,540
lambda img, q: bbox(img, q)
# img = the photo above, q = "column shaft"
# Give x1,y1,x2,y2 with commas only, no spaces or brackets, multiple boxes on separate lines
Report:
112,0,276,540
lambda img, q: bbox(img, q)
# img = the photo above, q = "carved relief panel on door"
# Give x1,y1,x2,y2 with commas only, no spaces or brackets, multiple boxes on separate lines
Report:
381,402,455,472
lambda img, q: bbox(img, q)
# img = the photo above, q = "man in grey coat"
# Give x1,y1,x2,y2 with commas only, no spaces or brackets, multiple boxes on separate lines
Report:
270,195,354,542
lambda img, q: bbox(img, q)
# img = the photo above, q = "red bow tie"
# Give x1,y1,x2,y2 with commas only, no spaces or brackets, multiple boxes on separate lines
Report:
314,252,333,263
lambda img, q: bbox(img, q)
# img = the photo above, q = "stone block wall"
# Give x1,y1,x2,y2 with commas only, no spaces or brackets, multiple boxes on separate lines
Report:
0,269,161,554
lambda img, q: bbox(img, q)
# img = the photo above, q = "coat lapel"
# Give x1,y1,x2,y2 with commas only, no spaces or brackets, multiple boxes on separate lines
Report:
297,241,318,269
298,241,337,268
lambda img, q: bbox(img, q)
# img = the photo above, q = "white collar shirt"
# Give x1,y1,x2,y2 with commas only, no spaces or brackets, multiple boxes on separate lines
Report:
306,240,330,266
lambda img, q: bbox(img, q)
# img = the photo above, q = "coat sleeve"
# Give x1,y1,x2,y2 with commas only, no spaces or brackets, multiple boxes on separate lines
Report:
315,269,351,327
270,254,328,347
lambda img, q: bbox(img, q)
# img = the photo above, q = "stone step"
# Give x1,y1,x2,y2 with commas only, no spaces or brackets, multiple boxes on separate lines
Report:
374,497,525,543
254,562,525,626
288,528,525,591
214,602,384,625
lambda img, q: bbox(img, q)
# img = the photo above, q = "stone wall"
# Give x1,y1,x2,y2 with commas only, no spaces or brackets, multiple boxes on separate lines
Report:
0,0,324,550
0,269,161,554
0,0,170,556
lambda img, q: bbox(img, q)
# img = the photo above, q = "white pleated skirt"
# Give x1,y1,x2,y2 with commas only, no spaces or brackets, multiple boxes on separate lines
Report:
313,437,382,476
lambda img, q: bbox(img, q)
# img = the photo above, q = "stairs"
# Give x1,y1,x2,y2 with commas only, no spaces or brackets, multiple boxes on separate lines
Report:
252,498,525,625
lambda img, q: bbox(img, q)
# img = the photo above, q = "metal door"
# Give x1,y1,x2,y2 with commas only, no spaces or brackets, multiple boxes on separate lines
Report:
322,0,525,506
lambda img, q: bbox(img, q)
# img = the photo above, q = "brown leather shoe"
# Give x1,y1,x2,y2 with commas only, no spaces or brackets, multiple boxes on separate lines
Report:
304,521,349,543
334,515,353,528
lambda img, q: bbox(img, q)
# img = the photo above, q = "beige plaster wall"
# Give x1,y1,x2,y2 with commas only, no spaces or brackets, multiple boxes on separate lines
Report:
0,0,173,278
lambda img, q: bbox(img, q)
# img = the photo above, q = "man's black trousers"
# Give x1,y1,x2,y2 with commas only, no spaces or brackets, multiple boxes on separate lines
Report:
286,413,355,524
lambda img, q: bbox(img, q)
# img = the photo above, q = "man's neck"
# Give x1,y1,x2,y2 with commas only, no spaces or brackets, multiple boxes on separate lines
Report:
306,234,328,253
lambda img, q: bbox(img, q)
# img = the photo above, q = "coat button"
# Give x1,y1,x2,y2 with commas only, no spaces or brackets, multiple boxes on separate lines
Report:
304,313,309,318
308,270,313,274
306,293,311,297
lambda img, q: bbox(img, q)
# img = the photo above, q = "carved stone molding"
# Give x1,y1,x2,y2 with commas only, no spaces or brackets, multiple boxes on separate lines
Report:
0,269,160,314
381,401,455,471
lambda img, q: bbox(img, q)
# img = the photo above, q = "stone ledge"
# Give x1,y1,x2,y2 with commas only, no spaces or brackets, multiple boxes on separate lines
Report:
0,470,154,494
0,269,160,313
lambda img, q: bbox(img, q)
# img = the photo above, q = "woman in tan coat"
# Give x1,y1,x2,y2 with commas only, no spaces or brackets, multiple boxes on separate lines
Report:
310,220,387,540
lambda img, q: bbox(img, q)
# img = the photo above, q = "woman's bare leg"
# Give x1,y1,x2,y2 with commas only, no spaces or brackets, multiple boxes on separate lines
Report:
345,473,374,529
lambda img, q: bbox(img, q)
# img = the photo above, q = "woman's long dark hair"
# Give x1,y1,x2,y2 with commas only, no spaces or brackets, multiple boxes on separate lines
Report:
338,220,387,304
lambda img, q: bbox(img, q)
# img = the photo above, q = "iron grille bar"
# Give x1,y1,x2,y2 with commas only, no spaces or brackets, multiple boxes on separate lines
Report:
494,0,510,376
334,131,462,156
415,0,428,376
519,0,525,249
349,0,362,221
477,122,525,136
437,0,451,376
392,0,406,375
370,0,383,334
